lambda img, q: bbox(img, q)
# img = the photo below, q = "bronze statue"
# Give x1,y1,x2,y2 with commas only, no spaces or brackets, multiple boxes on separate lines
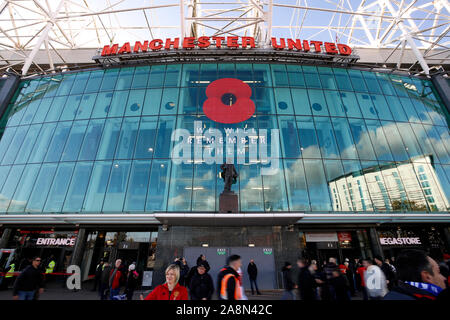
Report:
220,163,239,192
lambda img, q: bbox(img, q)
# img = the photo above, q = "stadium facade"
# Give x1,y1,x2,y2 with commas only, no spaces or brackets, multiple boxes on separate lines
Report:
0,36,449,289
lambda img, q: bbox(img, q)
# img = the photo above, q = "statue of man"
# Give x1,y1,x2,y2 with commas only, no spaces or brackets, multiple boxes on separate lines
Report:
220,163,239,192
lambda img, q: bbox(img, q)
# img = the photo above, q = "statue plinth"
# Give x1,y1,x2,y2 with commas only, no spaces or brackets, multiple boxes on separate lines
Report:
219,191,238,213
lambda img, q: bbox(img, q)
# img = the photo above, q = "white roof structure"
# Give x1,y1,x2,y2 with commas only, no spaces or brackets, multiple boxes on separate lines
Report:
0,0,448,76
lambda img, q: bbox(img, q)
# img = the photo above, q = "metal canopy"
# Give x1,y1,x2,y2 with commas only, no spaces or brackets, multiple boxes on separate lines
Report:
0,1,448,77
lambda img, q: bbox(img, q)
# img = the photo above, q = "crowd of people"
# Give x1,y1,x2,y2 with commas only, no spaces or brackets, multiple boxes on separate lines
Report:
281,250,449,301
6,249,450,300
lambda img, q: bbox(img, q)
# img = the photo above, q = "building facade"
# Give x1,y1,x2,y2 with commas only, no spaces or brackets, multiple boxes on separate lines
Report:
0,59,449,289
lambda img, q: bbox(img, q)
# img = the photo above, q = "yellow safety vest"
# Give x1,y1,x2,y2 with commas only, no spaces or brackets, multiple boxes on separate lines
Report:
5,263,15,278
45,260,55,274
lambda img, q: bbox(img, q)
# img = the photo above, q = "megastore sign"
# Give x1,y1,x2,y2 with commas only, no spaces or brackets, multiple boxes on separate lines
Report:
100,36,353,56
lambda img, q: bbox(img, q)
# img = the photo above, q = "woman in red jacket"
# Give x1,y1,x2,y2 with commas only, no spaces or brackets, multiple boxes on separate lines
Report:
141,264,189,300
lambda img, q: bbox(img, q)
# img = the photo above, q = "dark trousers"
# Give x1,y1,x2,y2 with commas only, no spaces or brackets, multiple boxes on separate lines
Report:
92,277,101,291
125,288,135,300
99,283,108,300
249,278,260,294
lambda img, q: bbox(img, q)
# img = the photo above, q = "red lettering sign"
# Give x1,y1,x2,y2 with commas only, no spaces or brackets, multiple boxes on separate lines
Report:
99,37,352,56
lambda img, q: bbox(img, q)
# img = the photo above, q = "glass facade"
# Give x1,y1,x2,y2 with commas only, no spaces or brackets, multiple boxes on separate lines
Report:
0,63,449,214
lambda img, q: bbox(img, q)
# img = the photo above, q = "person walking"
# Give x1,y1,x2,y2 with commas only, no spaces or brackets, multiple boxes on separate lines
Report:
329,270,351,301
125,263,139,300
384,249,446,300
92,259,104,292
363,258,388,300
374,255,396,290
99,262,111,300
109,259,124,299
217,255,243,300
247,259,261,295
323,257,339,301
344,260,355,296
12,256,45,300
141,264,189,300
281,262,295,300
189,262,214,300
297,258,316,300
356,260,368,300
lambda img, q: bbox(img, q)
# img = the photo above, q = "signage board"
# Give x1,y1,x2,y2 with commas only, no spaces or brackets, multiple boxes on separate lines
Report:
338,232,352,242
142,271,153,287
100,36,352,57
379,237,422,246
305,232,338,242
36,237,76,246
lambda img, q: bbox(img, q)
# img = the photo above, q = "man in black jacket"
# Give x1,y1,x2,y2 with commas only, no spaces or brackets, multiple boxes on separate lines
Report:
384,249,446,300
12,256,45,300
281,262,295,300
247,259,261,295
189,263,214,300
374,255,396,290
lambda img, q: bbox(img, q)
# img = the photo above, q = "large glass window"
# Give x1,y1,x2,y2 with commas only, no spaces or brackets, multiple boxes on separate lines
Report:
124,160,151,211
26,163,58,212
43,162,75,212
283,159,310,211
303,159,332,211
82,161,111,212
2,64,448,215
63,162,93,212
239,163,264,211
146,159,171,212
7,163,40,213
0,165,25,211
192,163,216,211
103,160,132,212
167,163,193,211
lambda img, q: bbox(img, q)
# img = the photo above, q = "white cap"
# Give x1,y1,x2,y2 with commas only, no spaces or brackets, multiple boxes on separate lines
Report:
129,264,135,271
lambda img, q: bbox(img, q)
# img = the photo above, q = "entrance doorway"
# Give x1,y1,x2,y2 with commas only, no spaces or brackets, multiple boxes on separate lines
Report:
183,247,277,290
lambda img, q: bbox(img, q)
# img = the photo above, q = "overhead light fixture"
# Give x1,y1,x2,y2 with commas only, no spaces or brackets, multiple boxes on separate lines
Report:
248,243,255,247
202,243,209,247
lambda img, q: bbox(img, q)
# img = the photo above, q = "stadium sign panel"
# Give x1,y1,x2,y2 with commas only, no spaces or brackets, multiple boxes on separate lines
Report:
100,36,352,57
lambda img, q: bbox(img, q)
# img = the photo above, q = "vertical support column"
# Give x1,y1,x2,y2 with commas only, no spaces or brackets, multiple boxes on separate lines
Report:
0,228,13,248
70,228,87,269
368,227,383,259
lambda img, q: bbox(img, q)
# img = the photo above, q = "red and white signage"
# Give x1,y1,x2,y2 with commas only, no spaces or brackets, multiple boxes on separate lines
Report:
100,36,352,57
338,232,352,242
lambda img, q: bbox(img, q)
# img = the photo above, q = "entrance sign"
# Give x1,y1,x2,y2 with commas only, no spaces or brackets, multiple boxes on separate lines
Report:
36,237,76,246
100,36,352,57
379,237,422,245
305,232,338,242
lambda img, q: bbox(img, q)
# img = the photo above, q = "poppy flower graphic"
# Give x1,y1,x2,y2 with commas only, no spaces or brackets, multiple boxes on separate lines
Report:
203,78,255,124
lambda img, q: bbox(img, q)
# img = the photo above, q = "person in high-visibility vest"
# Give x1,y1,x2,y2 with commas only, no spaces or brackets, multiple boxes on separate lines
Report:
45,256,56,274
217,254,243,300
5,263,15,278
3,262,16,289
